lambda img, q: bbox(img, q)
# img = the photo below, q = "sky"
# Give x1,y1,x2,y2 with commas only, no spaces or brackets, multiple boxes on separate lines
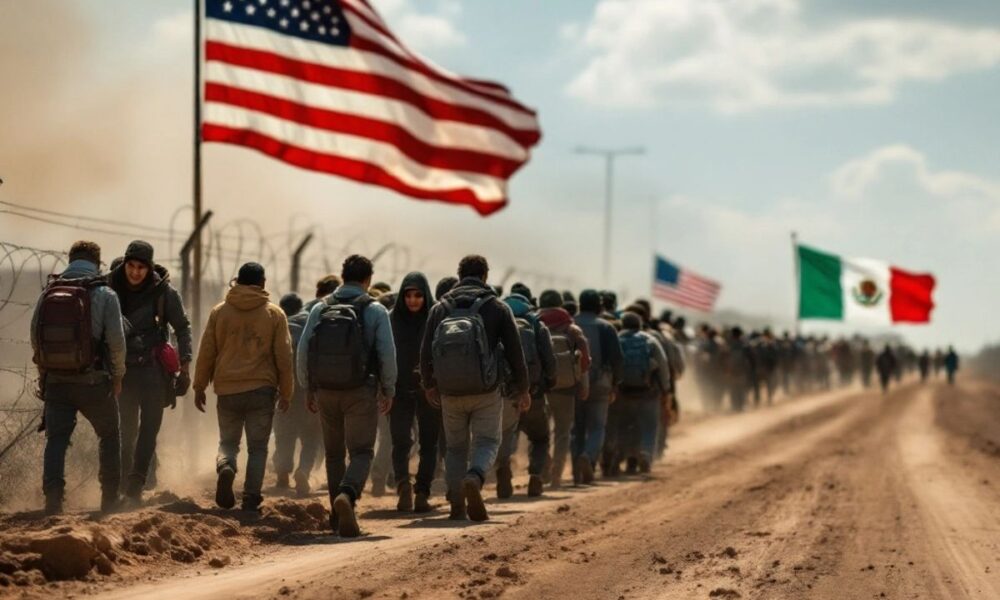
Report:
1,0,999,351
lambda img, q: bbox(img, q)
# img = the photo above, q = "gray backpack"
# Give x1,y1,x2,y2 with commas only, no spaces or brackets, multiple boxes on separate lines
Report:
550,332,581,390
431,294,498,396
515,316,542,385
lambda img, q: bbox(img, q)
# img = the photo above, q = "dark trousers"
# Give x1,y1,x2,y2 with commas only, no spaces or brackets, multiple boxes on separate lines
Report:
272,390,322,482
216,387,277,503
497,391,549,476
390,389,441,496
316,385,378,502
43,381,121,499
119,363,169,492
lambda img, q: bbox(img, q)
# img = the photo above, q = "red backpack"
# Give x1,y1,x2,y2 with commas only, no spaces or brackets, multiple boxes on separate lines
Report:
34,277,105,373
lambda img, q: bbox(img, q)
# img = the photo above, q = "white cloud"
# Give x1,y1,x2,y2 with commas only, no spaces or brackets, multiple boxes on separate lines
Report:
372,0,466,54
564,0,1000,113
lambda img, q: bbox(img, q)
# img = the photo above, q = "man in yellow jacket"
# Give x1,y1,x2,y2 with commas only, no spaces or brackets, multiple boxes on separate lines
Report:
194,262,295,512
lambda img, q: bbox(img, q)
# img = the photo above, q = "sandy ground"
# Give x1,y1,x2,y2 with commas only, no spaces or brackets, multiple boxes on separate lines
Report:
2,378,999,599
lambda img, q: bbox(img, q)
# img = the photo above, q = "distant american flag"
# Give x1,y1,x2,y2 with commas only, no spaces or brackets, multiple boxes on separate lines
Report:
203,0,541,215
653,255,721,312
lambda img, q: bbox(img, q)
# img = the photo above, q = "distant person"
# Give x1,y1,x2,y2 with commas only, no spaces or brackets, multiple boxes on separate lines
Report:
32,241,127,515
297,255,396,537
420,255,528,522
944,346,960,385
388,272,438,513
108,240,192,505
271,292,322,497
727,327,755,412
875,345,897,394
194,262,295,513
615,312,672,473
859,340,875,388
918,350,931,383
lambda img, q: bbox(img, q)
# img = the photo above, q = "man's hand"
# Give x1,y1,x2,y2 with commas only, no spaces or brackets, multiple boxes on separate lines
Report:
378,391,393,416
517,392,531,413
425,387,441,409
306,392,319,414
277,395,290,413
194,389,207,413
113,378,123,400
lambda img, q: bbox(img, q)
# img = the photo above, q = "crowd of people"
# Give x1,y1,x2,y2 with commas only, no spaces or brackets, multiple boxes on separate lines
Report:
28,239,961,538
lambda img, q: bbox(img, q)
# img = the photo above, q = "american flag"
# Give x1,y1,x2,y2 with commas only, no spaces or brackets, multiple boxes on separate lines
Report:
653,255,721,312
203,0,541,216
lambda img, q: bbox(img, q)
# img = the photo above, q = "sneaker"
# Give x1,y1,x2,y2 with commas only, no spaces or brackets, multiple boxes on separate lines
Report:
397,481,413,512
496,464,513,499
240,494,262,513
463,475,488,522
414,492,432,513
276,472,290,490
580,458,595,485
527,474,543,497
333,493,360,538
215,466,236,509
294,472,311,497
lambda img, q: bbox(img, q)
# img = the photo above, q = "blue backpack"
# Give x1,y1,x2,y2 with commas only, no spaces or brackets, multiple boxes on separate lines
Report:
620,331,653,392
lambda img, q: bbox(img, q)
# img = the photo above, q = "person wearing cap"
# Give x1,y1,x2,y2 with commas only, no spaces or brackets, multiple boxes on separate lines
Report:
193,262,295,512
108,240,192,505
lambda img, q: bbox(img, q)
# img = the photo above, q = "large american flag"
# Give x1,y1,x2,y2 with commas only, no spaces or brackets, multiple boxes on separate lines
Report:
653,255,721,312
203,0,541,216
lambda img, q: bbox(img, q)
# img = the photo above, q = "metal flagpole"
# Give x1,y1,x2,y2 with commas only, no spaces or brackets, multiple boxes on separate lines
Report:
192,0,204,336
791,231,800,336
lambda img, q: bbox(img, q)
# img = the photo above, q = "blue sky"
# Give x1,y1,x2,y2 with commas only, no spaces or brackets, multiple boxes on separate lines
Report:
2,0,999,350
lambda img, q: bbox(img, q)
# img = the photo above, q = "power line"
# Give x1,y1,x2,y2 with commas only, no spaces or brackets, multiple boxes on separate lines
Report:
0,210,176,242
0,199,174,234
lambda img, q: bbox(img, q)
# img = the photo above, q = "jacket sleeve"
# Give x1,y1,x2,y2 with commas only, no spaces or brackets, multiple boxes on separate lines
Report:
296,302,324,389
650,337,671,392
371,304,397,398
272,309,295,402
419,304,444,391
500,303,530,395
165,286,193,364
571,324,592,374
603,322,624,387
102,289,127,382
193,309,218,392
536,322,557,392
29,291,42,356
665,337,686,380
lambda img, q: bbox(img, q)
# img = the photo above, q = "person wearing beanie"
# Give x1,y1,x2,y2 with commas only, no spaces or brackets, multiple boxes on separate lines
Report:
570,289,623,485
609,311,672,475
537,289,591,488
108,240,193,505
272,292,322,496
194,262,295,513
435,276,458,302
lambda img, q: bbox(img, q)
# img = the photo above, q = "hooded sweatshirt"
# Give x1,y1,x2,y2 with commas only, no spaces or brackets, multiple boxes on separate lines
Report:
503,294,556,392
109,263,192,365
539,307,593,397
390,272,433,395
193,284,294,401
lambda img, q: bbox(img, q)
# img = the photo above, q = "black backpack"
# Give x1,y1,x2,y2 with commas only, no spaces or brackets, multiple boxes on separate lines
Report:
34,276,106,374
308,295,374,390
515,315,542,385
431,293,498,396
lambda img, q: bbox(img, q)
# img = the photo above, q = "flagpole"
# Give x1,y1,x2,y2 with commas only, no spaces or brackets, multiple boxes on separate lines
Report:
192,0,204,335
791,231,800,336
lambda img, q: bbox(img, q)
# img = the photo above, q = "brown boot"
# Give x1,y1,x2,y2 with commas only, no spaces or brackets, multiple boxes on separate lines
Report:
396,481,413,512
496,464,513,499
414,492,432,513
333,493,360,538
463,475,489,522
527,474,543,497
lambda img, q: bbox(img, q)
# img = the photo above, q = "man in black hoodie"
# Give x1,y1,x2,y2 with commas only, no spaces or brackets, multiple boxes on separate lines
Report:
389,272,438,513
109,240,192,504
420,255,528,522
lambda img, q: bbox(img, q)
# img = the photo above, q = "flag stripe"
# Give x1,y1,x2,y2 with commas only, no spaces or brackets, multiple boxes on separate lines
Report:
204,83,525,177
204,36,539,143
653,287,714,311
203,123,507,216
205,62,528,159
653,255,720,312
654,283,716,306
204,103,507,201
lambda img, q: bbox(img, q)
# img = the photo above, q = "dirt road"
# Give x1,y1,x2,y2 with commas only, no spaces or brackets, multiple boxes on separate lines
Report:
73,379,995,600
5,379,999,599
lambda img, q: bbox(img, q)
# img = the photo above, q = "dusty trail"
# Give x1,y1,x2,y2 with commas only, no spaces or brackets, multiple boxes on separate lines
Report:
30,380,1000,600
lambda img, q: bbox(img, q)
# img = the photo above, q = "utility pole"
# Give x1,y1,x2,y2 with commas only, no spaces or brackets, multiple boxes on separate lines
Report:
574,146,646,287
192,0,204,335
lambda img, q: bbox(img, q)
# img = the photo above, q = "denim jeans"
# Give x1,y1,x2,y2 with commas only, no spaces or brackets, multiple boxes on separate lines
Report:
390,389,441,496
272,389,322,482
216,387,277,503
572,392,609,465
495,398,521,467
119,363,170,492
316,385,378,502
441,390,503,495
43,380,121,499
547,390,576,483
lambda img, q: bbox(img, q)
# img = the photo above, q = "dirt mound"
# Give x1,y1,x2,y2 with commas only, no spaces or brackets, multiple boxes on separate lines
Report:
0,494,329,590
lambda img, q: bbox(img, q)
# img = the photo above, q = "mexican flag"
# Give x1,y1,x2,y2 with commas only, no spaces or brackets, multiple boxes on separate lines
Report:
797,244,936,325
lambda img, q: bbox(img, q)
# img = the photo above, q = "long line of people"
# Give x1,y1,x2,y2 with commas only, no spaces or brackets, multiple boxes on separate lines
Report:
28,240,960,537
